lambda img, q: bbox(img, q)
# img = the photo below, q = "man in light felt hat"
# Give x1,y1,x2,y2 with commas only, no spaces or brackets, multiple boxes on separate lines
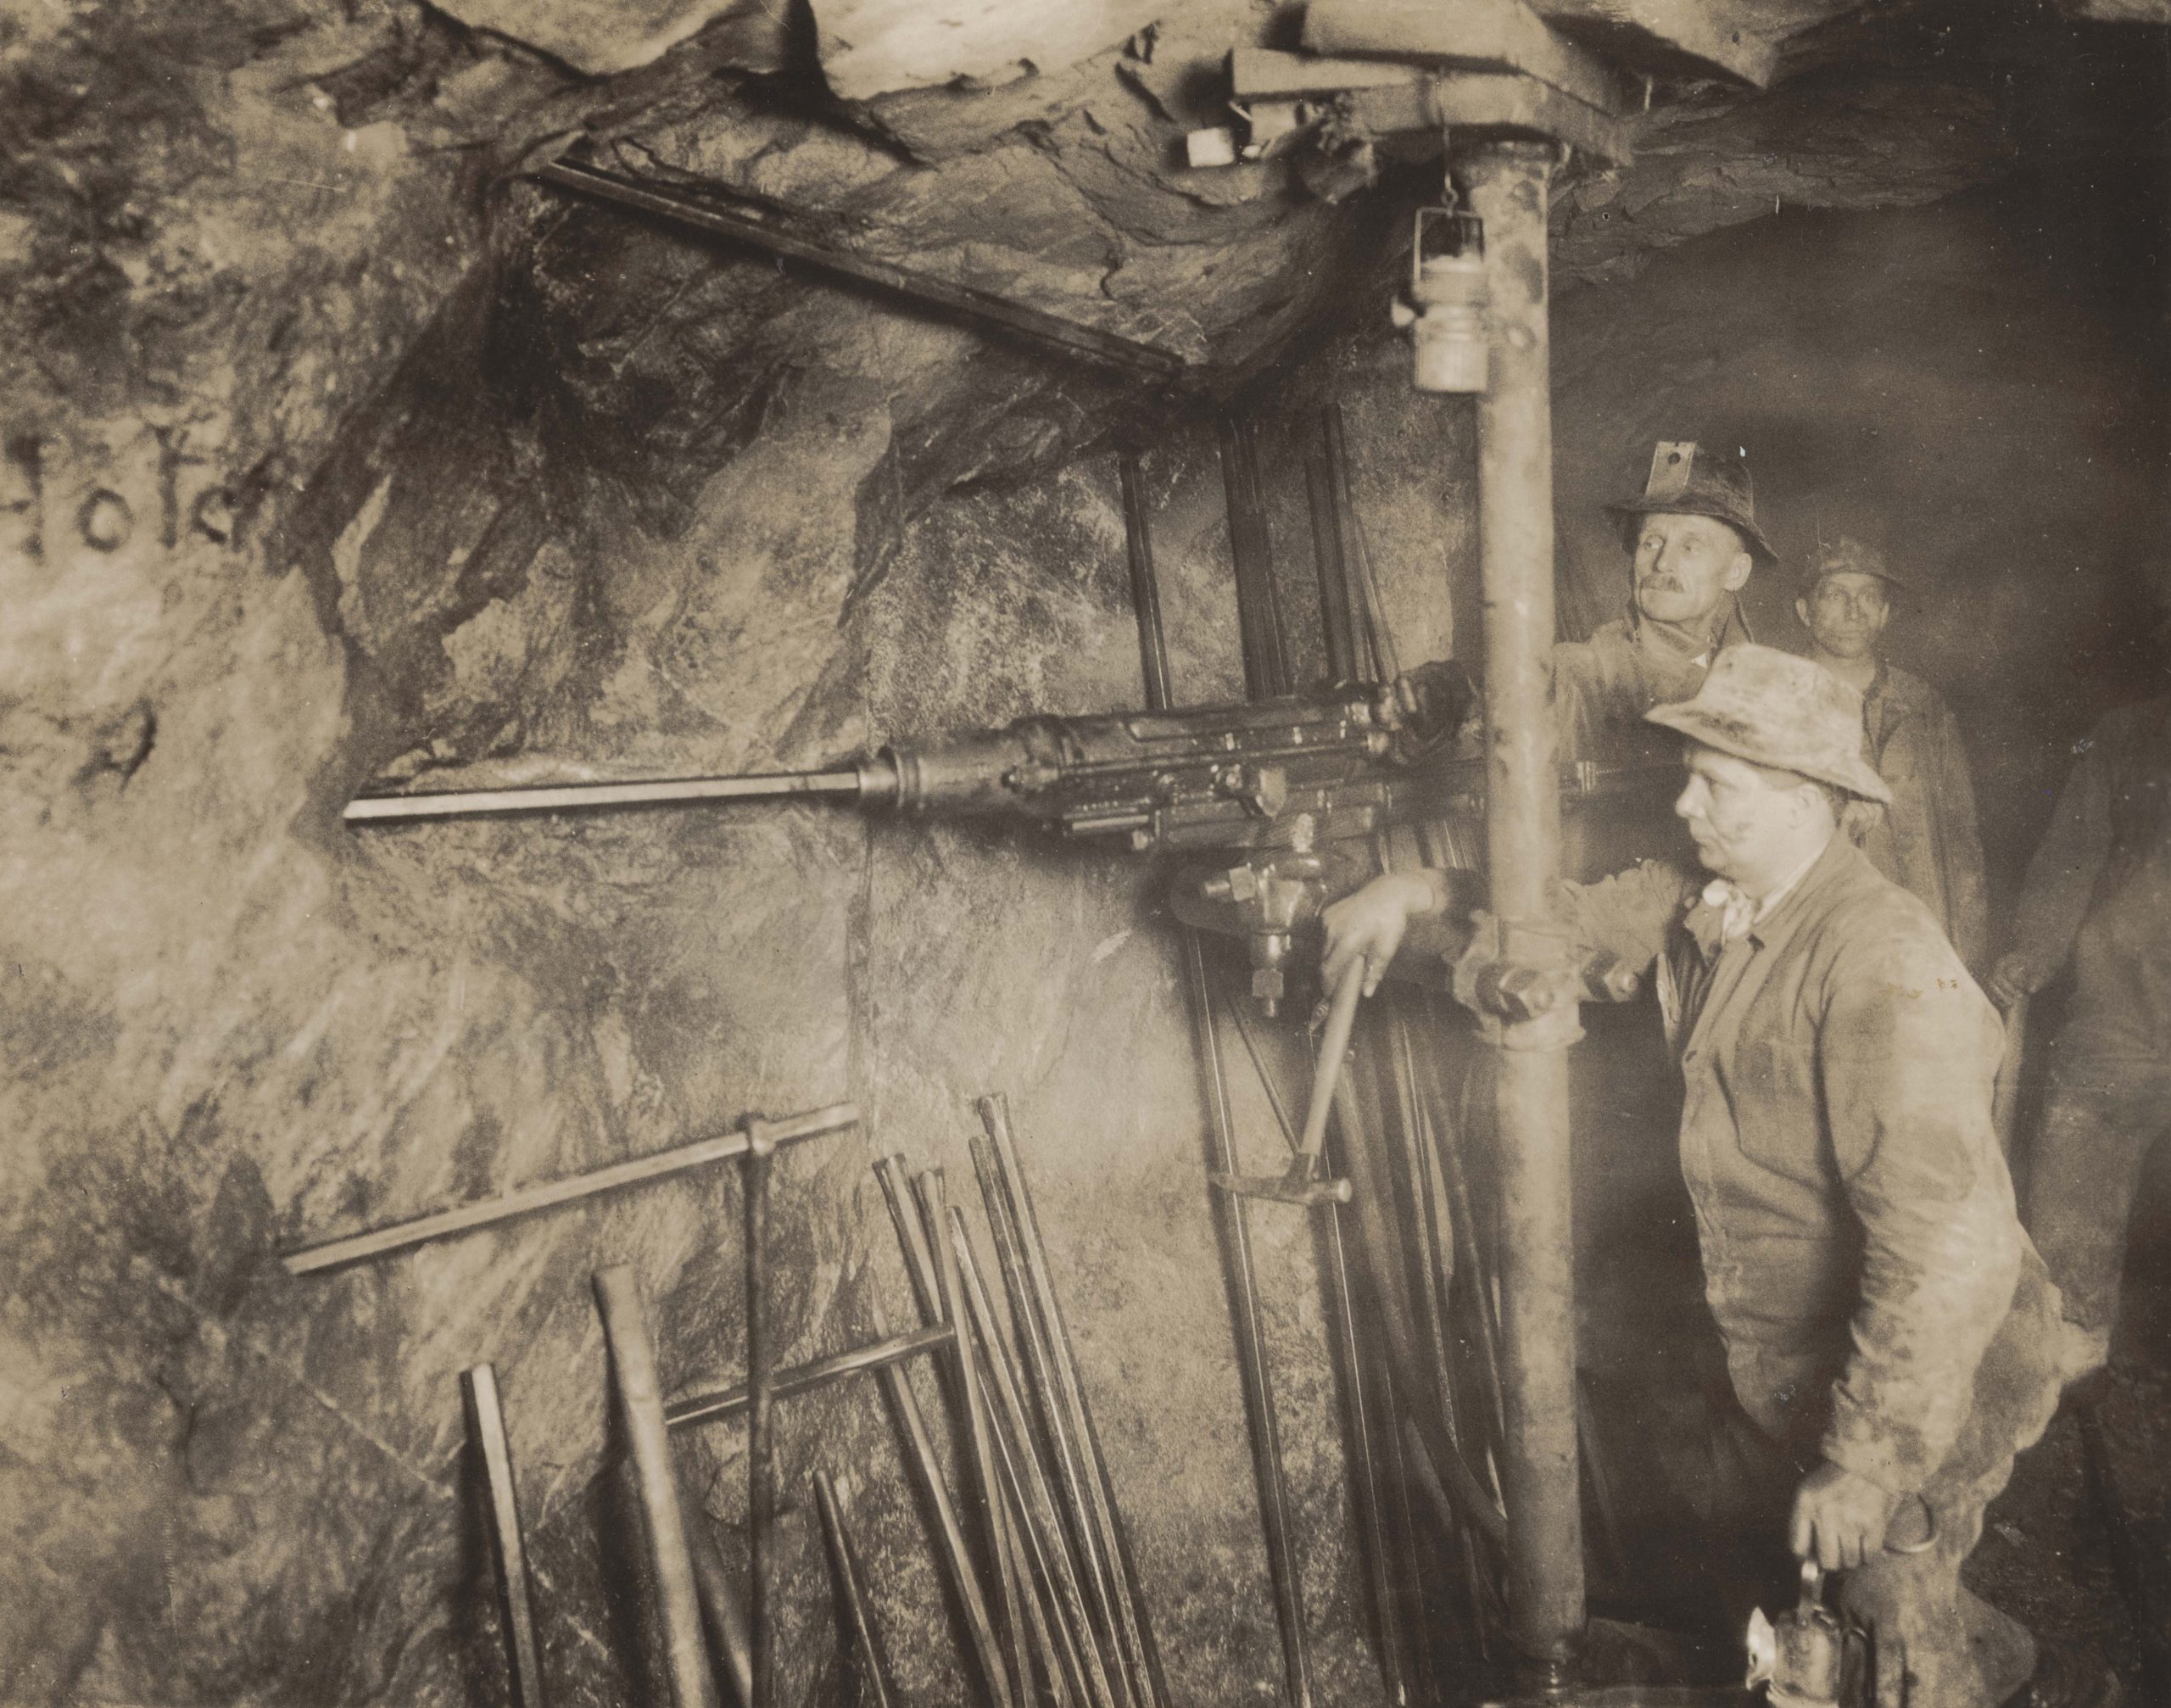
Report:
1797,535,1990,975
1326,645,2066,1706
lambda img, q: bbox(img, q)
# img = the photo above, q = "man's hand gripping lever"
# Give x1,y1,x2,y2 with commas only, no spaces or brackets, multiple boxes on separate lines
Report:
1208,957,1365,1208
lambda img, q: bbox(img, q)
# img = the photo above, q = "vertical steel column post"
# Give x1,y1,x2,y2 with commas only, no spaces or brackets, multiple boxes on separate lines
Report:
1463,139,1586,1681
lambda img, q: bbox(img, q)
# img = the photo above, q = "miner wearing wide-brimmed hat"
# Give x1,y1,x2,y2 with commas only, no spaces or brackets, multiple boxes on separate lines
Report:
1796,535,1990,974
1564,647,2062,1707
1327,645,2068,1705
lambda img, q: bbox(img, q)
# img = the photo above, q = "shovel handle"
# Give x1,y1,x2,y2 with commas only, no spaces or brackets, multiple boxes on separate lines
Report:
1297,959,1367,1167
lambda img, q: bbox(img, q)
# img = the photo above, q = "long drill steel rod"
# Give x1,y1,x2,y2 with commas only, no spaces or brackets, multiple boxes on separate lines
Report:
951,1208,1115,1708
881,1158,1026,1706
461,1365,547,1708
865,1281,1016,1706
681,1473,758,1708
920,1167,1024,1707
1314,1128,1407,1705
283,1103,857,1274
1176,950,1313,1706
744,1123,779,1708
968,1136,1139,1708
594,1265,723,1708
878,1156,1105,1708
1387,1006,1464,1437
814,1469,899,1708
977,1098,1166,1708
1217,416,1292,702
1467,140,1586,1680
1324,403,1398,684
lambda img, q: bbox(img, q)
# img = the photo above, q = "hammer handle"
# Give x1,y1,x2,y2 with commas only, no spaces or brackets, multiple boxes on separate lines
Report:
1297,960,1367,1168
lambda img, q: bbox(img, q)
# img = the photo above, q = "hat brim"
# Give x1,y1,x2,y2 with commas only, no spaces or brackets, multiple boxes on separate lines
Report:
1800,566,1911,606
1605,498,1778,571
1644,702,1894,806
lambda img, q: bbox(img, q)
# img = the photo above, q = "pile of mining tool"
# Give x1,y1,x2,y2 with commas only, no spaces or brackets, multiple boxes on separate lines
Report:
281,1091,1170,1708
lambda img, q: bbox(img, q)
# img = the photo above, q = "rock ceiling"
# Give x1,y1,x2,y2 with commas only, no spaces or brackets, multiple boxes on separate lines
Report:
410,0,2168,377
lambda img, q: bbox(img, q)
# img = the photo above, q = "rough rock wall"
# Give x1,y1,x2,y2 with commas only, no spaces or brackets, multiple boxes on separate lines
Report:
8,3,2165,1705
0,7,1426,1707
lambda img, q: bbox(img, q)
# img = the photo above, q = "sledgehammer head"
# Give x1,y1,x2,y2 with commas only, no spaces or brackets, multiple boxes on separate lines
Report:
1209,1165,1353,1207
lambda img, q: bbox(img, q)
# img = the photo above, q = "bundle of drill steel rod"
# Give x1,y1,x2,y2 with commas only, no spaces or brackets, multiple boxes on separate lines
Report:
280,1091,1166,1708
584,1096,1168,1708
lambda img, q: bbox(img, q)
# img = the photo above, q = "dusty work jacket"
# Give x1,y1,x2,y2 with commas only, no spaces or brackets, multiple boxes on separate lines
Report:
1553,601,1751,764
1552,603,1751,877
2010,695,2171,1063
1856,661,1990,975
1567,834,2051,1496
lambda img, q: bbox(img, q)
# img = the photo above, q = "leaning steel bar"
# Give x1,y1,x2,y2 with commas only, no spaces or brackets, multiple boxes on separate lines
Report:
461,1365,547,1708
1126,446,1312,1704
968,1135,1140,1708
681,1476,757,1707
951,1208,1117,1708
1217,415,1293,701
538,161,1188,381
866,1270,1017,1706
815,1469,900,1708
1309,1058,1408,1706
978,1099,1165,1708
921,1167,1024,1708
282,1103,857,1274
1118,452,1175,713
879,1157,1095,1708
594,1266,722,1708
1303,413,1361,684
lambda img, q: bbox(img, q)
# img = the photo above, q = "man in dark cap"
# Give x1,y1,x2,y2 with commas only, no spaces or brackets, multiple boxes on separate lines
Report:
1328,645,2065,1706
1796,536,1990,974
1554,438,1770,763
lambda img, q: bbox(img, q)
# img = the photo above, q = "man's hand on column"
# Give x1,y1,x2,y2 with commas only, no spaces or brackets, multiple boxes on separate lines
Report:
1987,952,2034,1008
1790,1460,1904,1571
1320,870,1440,998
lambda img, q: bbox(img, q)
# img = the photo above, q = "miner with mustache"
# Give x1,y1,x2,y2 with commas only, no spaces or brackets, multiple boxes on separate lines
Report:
1325,438,1770,986
1554,439,1767,770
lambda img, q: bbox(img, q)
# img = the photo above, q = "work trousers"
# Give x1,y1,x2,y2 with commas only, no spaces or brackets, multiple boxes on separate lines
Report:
2023,1042,2171,1365
1658,1262,2062,1706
